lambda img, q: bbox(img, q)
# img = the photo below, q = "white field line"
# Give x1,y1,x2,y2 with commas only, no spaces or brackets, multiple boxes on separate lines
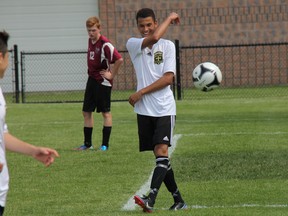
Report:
121,134,183,211
157,204,288,210
184,131,287,136
189,204,288,209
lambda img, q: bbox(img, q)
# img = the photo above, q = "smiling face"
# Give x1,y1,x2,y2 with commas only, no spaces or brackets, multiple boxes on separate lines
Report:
137,16,158,38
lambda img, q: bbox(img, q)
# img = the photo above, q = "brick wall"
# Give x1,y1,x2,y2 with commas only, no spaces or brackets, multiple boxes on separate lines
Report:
97,0,288,91
98,0,288,50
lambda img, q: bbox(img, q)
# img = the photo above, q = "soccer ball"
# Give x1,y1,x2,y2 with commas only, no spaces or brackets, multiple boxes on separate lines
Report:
192,62,222,92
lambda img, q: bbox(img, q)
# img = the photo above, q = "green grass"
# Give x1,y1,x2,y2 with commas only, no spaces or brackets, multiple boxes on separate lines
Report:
4,88,288,215
5,85,287,103
6,89,135,103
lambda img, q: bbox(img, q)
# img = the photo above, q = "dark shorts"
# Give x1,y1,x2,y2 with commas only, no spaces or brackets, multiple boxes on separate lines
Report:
137,114,175,152
0,206,4,216
82,76,112,113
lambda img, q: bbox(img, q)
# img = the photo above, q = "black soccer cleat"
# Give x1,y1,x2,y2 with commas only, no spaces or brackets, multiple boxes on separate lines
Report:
169,202,188,210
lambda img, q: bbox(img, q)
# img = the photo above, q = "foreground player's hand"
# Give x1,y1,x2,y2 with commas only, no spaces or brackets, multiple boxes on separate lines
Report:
33,147,60,167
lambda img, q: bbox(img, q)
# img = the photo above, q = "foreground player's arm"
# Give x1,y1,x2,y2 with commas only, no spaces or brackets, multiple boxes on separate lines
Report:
4,133,59,167
129,72,174,106
141,12,180,49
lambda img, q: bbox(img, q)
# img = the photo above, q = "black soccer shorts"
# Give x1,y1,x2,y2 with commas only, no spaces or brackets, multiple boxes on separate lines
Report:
82,76,112,113
137,114,175,152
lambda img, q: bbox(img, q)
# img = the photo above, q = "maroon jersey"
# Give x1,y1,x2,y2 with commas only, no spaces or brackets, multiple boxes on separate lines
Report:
87,35,122,86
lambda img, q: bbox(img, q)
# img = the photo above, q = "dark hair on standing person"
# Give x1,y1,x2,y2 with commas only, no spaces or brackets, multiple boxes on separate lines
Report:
0,31,9,54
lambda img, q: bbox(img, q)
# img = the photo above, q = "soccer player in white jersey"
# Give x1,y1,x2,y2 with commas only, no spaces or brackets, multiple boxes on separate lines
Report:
126,8,187,212
0,31,59,215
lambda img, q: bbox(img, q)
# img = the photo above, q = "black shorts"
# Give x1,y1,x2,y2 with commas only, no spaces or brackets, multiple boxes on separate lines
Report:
137,114,175,152
82,76,111,113
0,206,4,216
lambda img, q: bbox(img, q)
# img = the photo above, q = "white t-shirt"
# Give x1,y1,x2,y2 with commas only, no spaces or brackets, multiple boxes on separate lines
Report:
126,37,176,117
0,87,9,207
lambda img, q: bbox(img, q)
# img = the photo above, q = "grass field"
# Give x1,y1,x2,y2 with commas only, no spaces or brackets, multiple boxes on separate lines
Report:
7,85,287,104
3,88,288,215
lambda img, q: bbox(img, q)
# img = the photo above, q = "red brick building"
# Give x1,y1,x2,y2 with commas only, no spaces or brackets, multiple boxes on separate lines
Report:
98,0,288,50
96,0,287,96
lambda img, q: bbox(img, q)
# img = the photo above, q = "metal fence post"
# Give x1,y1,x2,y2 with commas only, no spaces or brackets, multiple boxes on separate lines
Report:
13,44,20,103
175,39,182,100
20,52,25,103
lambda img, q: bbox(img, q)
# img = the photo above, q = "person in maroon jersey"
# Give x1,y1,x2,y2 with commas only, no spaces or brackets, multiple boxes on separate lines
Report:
75,16,123,151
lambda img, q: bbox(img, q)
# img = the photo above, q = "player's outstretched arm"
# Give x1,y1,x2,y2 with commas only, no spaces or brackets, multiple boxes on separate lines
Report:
4,133,59,167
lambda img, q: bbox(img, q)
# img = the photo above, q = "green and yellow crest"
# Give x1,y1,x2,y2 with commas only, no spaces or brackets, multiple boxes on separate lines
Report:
154,51,163,65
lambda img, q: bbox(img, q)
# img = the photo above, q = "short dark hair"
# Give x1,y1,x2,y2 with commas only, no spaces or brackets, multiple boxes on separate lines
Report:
0,31,9,55
136,8,156,23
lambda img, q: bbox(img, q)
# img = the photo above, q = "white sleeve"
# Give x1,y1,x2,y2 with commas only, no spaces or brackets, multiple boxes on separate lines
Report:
3,124,8,133
126,37,144,60
163,41,176,75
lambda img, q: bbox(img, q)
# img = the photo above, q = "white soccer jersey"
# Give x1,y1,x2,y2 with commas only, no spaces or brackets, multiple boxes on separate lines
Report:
0,87,9,207
126,37,176,116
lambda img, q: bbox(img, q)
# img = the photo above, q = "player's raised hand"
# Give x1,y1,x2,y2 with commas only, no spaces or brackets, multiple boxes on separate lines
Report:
169,12,180,25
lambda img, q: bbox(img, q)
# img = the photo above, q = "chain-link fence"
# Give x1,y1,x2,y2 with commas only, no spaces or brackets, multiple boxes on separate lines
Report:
178,42,288,100
19,50,135,103
20,51,87,103
4,42,288,103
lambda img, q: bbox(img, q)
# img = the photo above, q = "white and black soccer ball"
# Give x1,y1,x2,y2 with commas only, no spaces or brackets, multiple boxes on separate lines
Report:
192,62,222,92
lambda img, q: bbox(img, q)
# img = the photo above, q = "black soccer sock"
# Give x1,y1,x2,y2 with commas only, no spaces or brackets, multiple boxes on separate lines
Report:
171,189,184,203
102,126,112,148
0,205,4,216
84,127,93,147
164,163,184,203
149,156,169,205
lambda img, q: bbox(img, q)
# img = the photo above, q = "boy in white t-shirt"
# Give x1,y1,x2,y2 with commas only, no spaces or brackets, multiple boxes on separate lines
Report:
0,31,59,215
126,8,187,212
